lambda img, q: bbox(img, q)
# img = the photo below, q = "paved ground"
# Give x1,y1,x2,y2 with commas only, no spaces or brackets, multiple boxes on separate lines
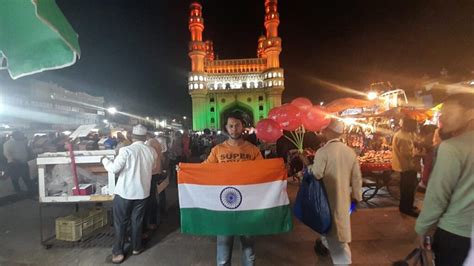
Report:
0,177,423,266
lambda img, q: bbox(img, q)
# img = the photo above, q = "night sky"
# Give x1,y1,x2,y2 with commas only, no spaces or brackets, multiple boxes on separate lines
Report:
10,0,474,117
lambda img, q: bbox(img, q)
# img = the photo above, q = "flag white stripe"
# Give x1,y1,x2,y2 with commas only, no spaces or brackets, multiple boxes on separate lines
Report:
178,180,289,211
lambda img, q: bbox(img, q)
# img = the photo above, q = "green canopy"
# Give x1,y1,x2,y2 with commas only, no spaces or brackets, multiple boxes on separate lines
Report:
0,0,81,79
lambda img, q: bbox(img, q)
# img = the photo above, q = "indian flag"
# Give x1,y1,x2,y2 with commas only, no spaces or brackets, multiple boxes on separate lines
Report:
178,158,293,236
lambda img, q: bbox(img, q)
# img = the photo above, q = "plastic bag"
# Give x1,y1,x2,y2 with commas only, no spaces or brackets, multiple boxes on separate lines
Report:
293,168,332,234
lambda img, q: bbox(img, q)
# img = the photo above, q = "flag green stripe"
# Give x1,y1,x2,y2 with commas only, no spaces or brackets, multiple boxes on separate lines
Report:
180,205,293,236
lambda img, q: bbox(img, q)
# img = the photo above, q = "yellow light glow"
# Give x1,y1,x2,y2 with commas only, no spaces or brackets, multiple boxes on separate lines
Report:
367,91,378,100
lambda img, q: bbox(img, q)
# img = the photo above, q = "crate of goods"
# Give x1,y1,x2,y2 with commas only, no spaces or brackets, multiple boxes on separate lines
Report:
55,208,108,241
55,215,83,241
81,215,96,236
89,208,108,230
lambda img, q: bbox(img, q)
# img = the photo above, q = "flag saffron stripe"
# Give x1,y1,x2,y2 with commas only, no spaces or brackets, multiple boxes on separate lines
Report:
178,158,286,186
180,205,293,236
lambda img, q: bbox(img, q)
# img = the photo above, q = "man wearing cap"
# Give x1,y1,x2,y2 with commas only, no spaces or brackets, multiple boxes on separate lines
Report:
301,119,362,265
101,125,157,264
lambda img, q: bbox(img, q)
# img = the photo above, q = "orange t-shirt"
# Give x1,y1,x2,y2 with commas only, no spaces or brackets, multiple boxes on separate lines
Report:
203,140,263,163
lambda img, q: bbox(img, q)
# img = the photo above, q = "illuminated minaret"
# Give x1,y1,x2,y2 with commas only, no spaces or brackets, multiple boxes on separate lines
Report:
205,40,215,61
188,2,206,72
263,0,281,68
262,0,283,110
188,2,208,130
257,35,267,58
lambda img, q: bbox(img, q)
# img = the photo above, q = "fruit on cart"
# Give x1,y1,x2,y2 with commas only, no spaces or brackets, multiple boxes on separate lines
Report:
358,150,392,164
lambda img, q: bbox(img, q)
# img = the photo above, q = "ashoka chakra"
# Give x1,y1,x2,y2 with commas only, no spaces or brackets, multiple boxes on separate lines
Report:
219,187,242,209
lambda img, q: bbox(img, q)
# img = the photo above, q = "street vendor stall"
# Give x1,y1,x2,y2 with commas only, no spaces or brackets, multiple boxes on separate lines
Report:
357,150,394,202
324,98,397,202
351,107,433,202
37,125,117,248
342,120,395,202
37,124,170,248
323,91,436,203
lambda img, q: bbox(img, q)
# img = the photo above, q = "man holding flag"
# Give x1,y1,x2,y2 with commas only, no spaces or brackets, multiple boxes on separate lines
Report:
203,112,263,266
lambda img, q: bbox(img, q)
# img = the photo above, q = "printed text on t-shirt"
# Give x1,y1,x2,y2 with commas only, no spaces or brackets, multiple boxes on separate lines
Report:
219,153,252,162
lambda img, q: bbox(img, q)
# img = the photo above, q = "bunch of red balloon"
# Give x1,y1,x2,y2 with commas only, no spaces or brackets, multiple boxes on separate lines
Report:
255,97,331,151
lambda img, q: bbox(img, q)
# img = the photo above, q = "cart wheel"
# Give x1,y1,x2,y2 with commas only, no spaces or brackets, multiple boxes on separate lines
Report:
362,188,377,202
43,244,52,250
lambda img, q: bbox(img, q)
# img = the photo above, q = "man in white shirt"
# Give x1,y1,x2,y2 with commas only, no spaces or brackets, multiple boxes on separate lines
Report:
302,119,362,265
102,125,157,264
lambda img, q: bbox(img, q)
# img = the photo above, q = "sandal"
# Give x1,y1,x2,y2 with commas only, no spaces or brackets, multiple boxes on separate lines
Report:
132,249,144,255
112,254,125,264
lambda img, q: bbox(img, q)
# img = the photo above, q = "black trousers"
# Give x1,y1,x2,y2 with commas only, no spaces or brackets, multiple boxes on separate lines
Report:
143,174,160,227
6,161,34,193
433,227,471,266
112,195,148,255
399,170,418,211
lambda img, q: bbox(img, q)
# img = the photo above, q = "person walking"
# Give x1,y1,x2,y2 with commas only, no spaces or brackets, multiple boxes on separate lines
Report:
415,93,474,266
301,119,362,265
392,117,420,217
115,132,131,152
3,131,34,194
143,131,163,236
101,125,157,264
182,129,191,162
415,125,438,191
203,112,263,266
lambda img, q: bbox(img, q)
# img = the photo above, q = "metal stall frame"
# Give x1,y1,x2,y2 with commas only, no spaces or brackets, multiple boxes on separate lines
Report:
37,150,115,248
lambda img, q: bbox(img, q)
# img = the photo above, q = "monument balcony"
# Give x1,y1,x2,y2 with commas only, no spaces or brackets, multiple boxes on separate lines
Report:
188,41,206,52
205,58,267,74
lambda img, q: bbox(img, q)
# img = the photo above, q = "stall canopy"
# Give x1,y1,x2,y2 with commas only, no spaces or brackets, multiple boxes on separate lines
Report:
0,0,81,79
325,98,378,113
373,107,434,122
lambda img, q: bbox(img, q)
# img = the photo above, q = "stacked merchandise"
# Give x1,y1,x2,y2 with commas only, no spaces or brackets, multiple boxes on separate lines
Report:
358,150,392,172
55,207,108,241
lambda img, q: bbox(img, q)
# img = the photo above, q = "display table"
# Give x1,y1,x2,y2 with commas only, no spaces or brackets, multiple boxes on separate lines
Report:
360,162,392,173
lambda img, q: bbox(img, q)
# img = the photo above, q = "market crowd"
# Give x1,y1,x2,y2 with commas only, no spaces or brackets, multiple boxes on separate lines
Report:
0,93,472,265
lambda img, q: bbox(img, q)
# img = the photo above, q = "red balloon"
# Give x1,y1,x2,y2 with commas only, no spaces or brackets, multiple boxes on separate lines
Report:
272,104,302,131
256,119,283,143
302,106,331,131
291,97,313,111
268,106,281,121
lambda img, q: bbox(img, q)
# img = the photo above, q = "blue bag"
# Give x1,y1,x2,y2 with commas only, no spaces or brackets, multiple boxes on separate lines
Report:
293,169,332,234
